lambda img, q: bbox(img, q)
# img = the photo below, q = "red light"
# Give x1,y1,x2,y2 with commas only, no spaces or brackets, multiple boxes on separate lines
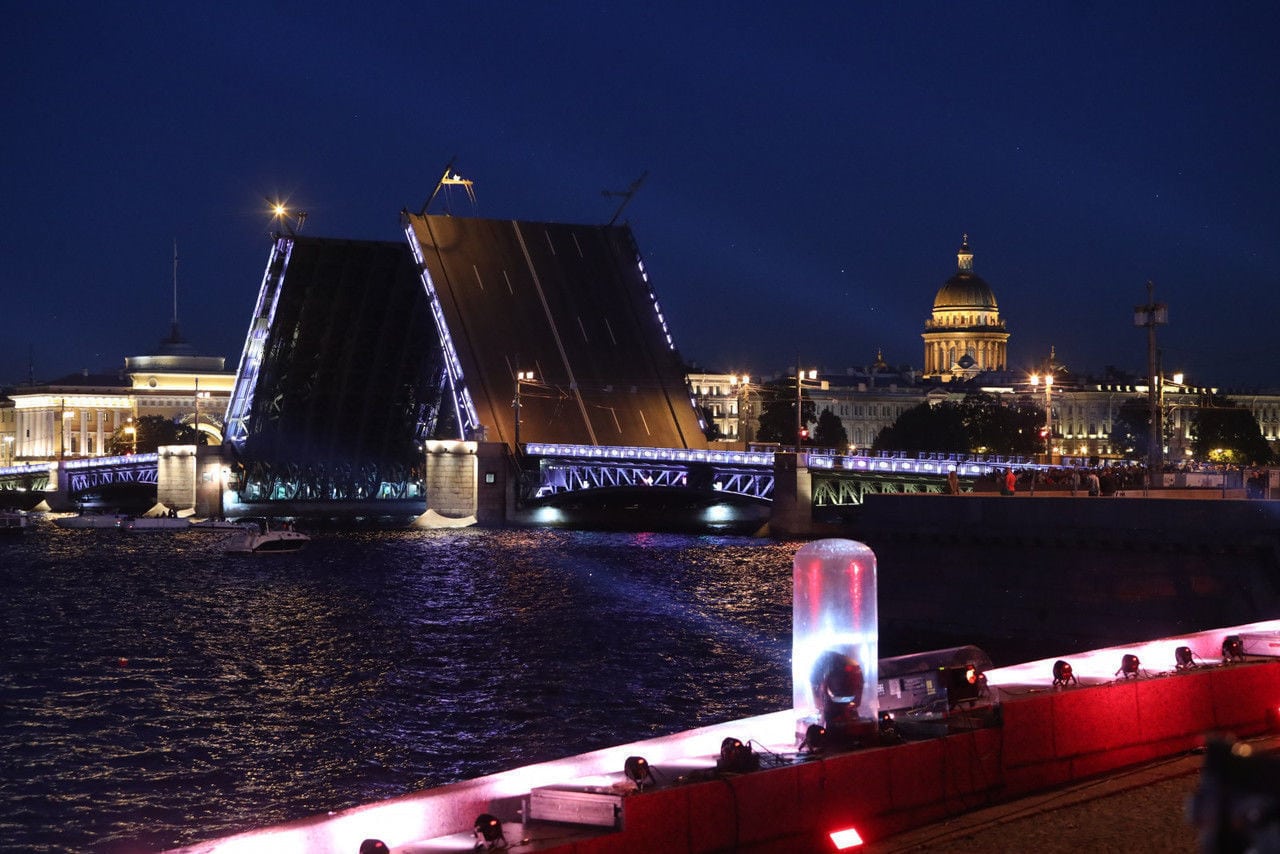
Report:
830,827,864,849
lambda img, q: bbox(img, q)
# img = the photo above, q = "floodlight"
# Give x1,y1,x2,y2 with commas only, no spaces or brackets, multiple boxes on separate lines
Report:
1116,653,1141,679
811,649,864,726
829,826,865,849
624,755,654,790
716,736,759,773
474,813,505,849
1222,635,1245,662
1052,659,1077,686
800,723,827,753
1175,646,1196,670
358,841,388,854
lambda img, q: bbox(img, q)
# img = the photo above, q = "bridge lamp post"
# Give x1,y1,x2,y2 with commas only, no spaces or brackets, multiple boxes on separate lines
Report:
514,371,536,449
61,406,76,460
730,374,751,444
795,368,827,450
124,424,137,456
194,386,211,446
1030,373,1052,462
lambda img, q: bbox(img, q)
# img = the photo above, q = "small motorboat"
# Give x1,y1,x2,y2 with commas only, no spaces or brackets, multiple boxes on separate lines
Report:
224,520,310,554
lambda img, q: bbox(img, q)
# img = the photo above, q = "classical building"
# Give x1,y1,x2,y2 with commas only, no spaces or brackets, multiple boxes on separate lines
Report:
691,233,1280,464
4,325,233,465
922,236,1009,380
687,372,758,445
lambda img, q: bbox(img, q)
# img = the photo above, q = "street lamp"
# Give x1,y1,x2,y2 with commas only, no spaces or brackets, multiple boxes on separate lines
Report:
61,404,76,460
794,366,828,449
194,379,211,446
1030,373,1053,461
513,371,536,449
124,423,137,455
729,374,752,443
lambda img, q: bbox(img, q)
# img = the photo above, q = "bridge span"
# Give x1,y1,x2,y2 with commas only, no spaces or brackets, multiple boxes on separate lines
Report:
1,443,1036,523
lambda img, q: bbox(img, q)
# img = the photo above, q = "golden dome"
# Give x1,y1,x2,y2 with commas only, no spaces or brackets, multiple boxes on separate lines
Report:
932,235,998,311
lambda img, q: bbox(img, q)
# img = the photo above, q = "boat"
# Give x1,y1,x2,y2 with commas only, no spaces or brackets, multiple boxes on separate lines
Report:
223,520,310,554
53,513,130,529
1,510,29,535
190,517,251,531
121,515,191,531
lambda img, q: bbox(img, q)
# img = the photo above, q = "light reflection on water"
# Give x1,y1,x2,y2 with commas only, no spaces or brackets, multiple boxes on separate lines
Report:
1,525,799,852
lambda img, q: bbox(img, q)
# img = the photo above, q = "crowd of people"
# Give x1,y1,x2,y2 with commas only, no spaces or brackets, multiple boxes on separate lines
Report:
968,462,1273,498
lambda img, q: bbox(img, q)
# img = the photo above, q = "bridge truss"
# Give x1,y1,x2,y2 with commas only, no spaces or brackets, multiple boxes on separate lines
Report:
522,443,775,503
64,454,159,494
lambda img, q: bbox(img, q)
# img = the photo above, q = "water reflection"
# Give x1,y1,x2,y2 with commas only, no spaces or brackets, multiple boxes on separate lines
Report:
2,526,797,851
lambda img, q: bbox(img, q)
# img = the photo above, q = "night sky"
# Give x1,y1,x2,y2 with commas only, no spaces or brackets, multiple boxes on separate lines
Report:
4,4,1279,390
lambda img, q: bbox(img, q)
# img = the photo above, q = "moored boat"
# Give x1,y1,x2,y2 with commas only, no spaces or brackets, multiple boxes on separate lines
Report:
53,513,129,529
121,515,191,531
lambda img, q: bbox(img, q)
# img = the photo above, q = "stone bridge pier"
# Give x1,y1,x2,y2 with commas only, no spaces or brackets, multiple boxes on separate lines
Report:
417,441,512,528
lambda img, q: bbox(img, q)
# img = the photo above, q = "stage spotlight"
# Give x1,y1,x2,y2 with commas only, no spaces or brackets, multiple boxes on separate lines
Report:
1175,646,1196,670
1223,635,1245,662
1052,659,1078,686
800,723,827,753
1116,653,1141,679
358,841,388,854
474,813,505,850
624,755,655,790
716,736,760,773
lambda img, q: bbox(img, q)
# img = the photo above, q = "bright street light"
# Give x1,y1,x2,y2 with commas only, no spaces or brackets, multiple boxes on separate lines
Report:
1030,373,1053,460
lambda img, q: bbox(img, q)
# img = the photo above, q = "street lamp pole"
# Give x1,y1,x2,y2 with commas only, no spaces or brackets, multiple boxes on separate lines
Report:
513,370,536,449
794,364,827,449
1134,281,1168,483
1030,373,1053,461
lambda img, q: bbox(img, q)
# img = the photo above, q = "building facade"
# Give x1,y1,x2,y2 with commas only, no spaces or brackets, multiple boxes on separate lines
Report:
3,330,233,466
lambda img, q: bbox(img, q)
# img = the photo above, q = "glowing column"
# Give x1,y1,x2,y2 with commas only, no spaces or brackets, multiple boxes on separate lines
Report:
793,539,879,742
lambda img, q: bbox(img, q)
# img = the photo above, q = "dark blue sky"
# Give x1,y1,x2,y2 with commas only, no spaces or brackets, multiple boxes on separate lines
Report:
4,3,1278,389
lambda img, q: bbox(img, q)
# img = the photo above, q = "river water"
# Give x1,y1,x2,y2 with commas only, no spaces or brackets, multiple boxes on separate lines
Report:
3,523,817,853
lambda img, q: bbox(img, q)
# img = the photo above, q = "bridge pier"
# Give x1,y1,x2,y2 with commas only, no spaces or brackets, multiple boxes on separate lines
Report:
416,441,513,528
769,452,815,537
46,461,76,512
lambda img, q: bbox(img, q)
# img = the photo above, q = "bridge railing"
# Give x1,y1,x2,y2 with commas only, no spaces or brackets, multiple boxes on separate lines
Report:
523,442,775,467
526,442,1043,477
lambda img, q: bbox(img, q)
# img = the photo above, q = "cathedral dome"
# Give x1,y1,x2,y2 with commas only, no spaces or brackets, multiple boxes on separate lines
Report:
932,236,998,311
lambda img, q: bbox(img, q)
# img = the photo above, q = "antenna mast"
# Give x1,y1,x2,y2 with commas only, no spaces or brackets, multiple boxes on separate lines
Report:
172,239,179,327
602,170,648,226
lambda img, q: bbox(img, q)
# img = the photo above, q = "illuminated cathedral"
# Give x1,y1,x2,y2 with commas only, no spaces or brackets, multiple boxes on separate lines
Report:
921,235,1009,380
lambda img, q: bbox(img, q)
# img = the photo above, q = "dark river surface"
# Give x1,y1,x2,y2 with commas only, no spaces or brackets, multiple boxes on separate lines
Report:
0,521,976,853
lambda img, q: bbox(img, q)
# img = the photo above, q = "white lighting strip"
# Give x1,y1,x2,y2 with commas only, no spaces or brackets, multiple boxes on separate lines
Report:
225,237,294,447
524,442,775,467
405,221,480,438
64,452,158,470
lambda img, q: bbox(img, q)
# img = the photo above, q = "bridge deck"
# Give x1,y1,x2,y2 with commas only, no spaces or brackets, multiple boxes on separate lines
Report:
404,214,705,450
